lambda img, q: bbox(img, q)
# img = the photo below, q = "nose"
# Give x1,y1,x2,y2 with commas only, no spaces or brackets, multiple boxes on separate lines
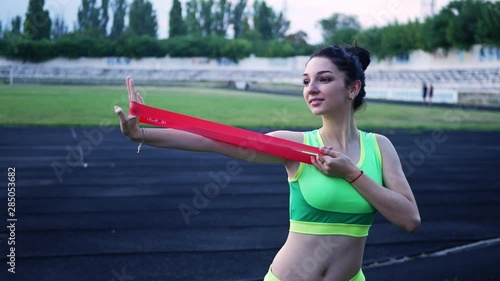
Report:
306,80,319,95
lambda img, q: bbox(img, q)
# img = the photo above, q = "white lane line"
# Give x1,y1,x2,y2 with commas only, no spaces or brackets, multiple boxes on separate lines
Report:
429,237,500,257
70,127,77,139
70,127,87,167
365,236,500,269
78,145,84,167
364,255,417,268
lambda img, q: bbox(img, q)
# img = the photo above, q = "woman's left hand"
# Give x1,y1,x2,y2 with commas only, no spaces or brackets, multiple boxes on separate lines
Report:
311,146,359,180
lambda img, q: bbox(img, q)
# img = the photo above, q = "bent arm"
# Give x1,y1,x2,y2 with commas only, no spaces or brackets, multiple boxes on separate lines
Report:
346,134,421,232
132,127,301,164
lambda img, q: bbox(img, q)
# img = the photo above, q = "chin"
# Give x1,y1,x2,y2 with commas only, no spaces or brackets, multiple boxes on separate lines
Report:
310,107,325,116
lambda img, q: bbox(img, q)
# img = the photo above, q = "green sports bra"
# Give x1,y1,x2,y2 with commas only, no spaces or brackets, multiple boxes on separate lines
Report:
288,130,383,237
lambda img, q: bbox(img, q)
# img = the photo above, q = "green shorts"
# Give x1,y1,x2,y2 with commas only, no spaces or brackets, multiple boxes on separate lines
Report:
264,266,365,281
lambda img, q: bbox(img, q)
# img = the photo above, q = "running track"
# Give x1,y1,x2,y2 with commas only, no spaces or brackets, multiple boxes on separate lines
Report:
0,127,499,281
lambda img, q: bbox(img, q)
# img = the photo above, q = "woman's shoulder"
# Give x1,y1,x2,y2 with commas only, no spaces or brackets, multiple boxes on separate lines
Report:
372,132,392,144
372,133,399,159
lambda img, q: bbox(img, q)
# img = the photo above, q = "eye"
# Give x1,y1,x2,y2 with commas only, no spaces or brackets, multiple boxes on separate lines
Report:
319,76,332,83
303,79,310,86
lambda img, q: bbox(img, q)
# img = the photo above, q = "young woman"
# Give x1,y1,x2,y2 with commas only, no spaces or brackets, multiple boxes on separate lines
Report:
114,45,421,281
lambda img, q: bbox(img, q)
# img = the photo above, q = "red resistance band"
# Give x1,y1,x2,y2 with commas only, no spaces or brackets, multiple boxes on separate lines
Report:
129,102,323,164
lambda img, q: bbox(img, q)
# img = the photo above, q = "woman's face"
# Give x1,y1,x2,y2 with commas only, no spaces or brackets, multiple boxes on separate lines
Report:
302,57,351,116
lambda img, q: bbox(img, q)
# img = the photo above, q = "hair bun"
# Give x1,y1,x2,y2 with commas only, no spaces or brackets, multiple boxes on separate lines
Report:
345,46,371,71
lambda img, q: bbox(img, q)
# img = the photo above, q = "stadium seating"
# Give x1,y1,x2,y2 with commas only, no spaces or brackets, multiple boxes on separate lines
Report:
365,68,499,94
1,65,497,94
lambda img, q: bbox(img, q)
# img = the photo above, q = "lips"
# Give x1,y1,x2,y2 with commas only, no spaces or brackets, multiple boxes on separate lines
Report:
309,98,324,106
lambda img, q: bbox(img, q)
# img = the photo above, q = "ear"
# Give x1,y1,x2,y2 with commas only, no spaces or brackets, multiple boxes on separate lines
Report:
348,80,361,97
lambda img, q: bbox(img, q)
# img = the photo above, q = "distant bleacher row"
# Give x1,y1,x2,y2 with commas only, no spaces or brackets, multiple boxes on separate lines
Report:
0,65,499,94
0,65,296,86
366,68,500,93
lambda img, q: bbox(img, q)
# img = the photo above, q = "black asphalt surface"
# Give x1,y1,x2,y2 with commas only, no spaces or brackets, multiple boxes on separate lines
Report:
0,127,499,281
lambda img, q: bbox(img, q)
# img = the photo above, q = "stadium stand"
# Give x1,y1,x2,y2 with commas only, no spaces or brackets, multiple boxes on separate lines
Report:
366,68,500,93
0,45,499,105
1,65,498,96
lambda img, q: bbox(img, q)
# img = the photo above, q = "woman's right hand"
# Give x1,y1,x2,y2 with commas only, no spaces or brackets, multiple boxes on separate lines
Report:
114,77,145,142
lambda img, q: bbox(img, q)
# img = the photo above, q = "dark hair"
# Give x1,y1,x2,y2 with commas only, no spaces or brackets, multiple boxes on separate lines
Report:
309,44,371,111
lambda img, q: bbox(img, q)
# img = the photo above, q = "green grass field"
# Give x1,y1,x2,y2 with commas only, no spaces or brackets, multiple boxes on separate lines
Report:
0,84,499,130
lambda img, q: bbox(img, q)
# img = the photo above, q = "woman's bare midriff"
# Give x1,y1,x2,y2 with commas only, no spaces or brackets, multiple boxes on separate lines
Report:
270,232,366,281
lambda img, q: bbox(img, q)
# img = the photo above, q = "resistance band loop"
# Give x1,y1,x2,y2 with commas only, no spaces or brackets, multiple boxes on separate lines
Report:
129,102,322,164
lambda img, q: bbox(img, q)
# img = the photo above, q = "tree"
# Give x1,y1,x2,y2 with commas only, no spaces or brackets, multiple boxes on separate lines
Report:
445,0,483,50
271,9,289,40
213,0,231,36
476,1,500,46
239,15,258,41
129,0,158,37
0,21,3,38
253,1,272,40
77,0,100,35
11,16,22,35
2,16,26,54
200,0,215,36
185,0,201,35
99,0,110,36
318,13,361,43
380,22,417,58
252,1,289,41
407,20,424,51
23,0,52,40
231,0,247,38
169,0,187,38
110,0,127,38
285,31,307,46
124,35,166,57
355,27,383,59
327,29,359,45
285,30,314,55
421,8,453,51
222,38,252,61
52,15,68,39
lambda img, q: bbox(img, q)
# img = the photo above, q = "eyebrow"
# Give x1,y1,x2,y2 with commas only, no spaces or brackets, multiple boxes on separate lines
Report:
303,70,334,77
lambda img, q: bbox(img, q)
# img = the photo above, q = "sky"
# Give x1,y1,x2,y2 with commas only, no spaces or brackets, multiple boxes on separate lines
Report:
1,0,451,44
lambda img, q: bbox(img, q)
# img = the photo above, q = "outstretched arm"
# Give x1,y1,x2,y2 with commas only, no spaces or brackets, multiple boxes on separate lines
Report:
114,77,302,163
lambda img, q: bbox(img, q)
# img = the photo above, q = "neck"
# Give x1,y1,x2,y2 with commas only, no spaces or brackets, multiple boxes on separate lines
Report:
320,111,358,150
